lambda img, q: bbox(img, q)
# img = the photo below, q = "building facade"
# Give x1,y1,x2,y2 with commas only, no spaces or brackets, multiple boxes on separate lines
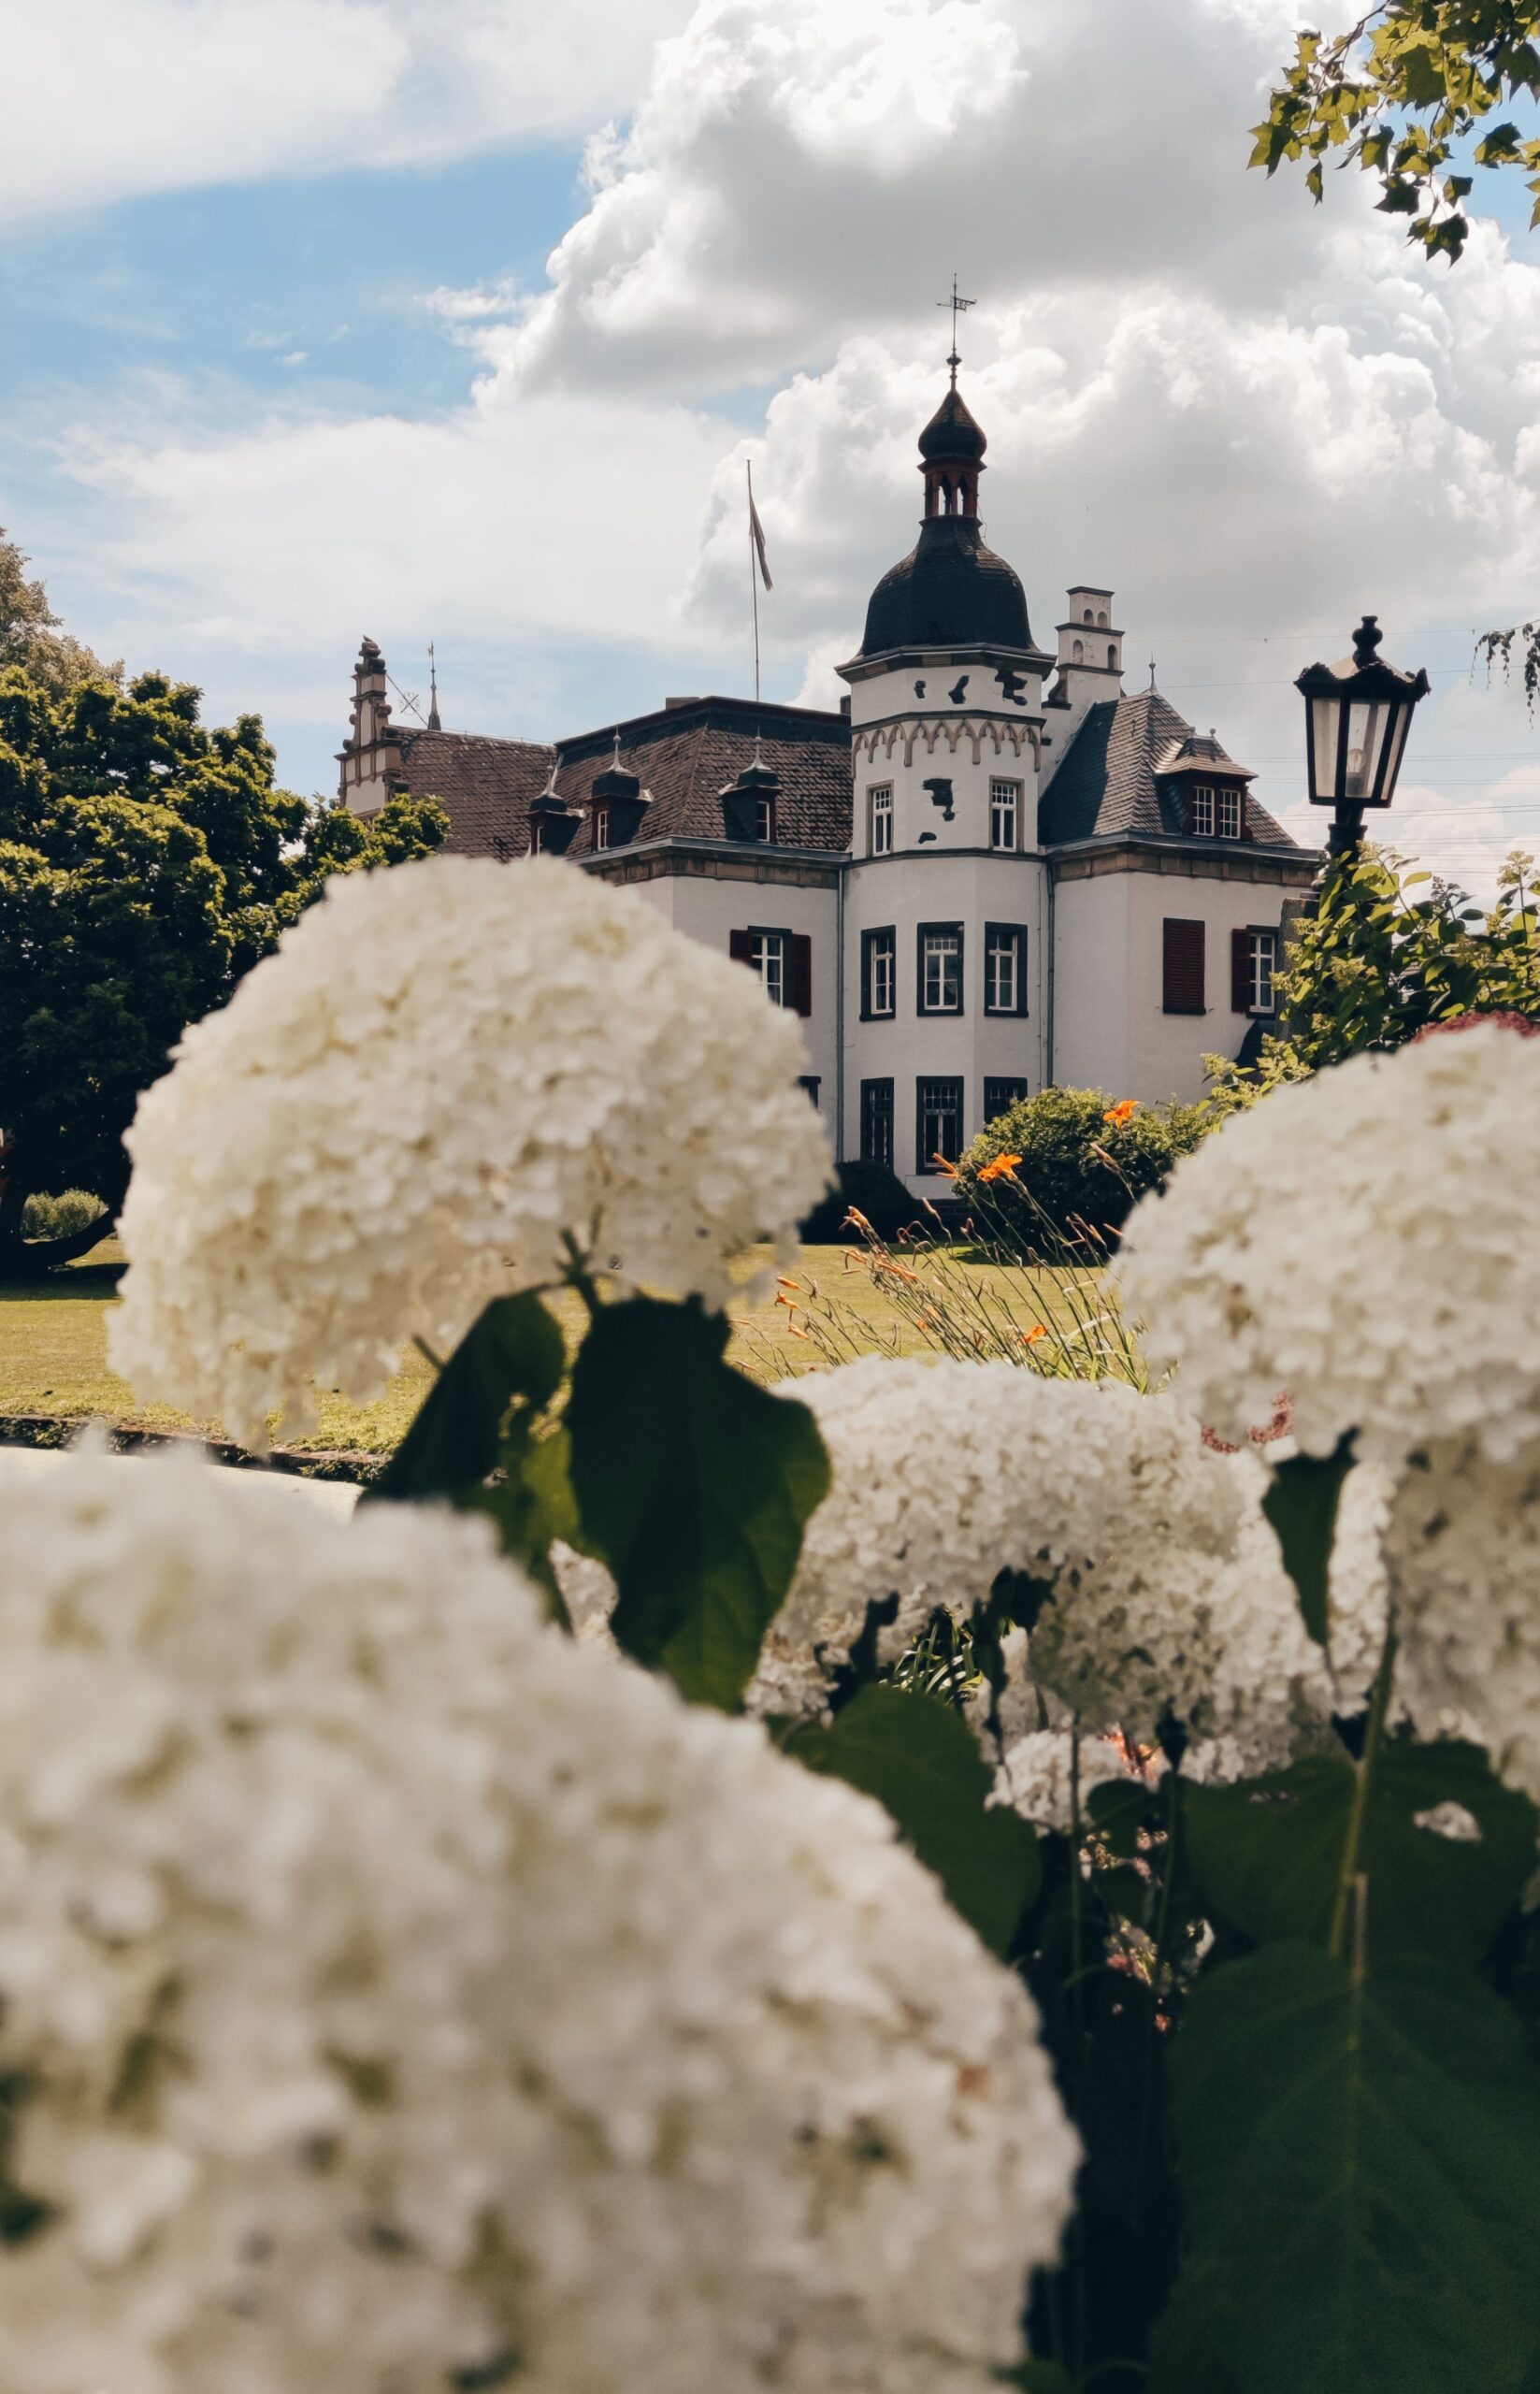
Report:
338,376,1317,1195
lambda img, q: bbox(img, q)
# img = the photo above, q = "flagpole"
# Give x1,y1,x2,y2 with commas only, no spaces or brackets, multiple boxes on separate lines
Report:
747,458,761,706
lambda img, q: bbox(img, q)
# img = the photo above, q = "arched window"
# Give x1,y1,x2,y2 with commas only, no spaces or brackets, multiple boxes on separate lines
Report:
1083,609,1093,624
1072,639,1084,664
1106,645,1116,670
1098,611,1108,627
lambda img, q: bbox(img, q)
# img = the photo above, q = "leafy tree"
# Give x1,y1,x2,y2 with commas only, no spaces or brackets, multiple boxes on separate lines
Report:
0,525,121,697
0,665,446,1276
1204,843,1540,1114
1253,11,1540,694
1252,2,1540,263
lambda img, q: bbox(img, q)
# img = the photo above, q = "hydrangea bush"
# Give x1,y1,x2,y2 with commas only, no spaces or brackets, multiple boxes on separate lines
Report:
34,861,1540,2394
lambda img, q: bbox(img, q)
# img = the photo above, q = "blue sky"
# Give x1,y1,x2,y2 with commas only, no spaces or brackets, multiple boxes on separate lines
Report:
7,0,1540,893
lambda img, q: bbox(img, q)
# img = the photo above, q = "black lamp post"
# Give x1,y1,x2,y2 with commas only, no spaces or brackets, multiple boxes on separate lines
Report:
1296,614,1431,858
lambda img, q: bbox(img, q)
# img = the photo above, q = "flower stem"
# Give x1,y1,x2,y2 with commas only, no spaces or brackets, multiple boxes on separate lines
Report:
1329,1618,1398,1971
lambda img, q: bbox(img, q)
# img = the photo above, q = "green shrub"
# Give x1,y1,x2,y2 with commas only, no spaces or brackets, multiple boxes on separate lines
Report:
955,1084,1206,1249
20,1188,108,1243
799,1158,925,1244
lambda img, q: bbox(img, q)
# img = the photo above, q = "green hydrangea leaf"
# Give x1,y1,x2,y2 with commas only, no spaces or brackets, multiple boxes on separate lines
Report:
566,1295,829,1710
366,1291,565,1506
1170,1945,1540,2394
1261,1436,1356,1644
1183,1740,1538,1965
790,1685,1039,1954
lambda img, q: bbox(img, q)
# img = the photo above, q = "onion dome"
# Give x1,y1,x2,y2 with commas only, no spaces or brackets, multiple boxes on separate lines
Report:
917,383,986,462
856,377,1033,659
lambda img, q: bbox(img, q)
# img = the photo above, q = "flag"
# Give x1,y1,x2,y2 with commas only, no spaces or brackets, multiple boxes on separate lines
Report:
747,468,773,591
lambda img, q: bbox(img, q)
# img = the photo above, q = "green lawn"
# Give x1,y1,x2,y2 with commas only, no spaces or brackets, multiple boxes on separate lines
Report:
0,1233,1123,1454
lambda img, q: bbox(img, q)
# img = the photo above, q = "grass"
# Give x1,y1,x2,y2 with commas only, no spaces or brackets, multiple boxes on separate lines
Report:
0,1233,1108,1454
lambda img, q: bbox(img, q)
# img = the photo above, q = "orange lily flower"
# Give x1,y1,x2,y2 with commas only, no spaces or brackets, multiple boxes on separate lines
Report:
1102,1099,1139,1127
978,1152,1023,1185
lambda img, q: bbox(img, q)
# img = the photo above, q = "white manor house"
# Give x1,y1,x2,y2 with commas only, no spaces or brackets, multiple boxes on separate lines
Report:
339,375,1317,1197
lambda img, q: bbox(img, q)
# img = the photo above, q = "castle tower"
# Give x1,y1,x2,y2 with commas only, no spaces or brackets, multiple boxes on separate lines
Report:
836,376,1055,1190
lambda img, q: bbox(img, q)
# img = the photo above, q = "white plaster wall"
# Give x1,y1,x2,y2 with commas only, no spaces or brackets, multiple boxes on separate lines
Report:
842,850,1048,1189
621,871,840,1129
1052,868,1299,1104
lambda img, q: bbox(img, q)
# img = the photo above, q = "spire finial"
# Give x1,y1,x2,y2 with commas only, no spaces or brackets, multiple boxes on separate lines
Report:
936,272,974,385
540,747,561,800
426,642,441,731
753,726,767,770
1148,656,1157,690
612,727,623,767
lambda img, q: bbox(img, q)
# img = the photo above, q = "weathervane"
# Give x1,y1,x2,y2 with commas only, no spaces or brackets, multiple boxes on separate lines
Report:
937,273,974,384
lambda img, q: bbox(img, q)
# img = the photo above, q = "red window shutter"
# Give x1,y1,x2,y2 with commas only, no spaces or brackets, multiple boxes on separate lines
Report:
728,929,754,967
1231,927,1251,1014
1162,918,1205,1015
787,933,813,1017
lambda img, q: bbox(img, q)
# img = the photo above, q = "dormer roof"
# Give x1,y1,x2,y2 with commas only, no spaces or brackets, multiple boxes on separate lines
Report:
1153,729,1256,782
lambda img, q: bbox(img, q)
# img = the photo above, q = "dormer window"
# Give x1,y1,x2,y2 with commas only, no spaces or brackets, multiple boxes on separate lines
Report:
1188,785,1215,837
1218,786,1242,839
593,805,611,851
529,819,547,855
755,793,775,843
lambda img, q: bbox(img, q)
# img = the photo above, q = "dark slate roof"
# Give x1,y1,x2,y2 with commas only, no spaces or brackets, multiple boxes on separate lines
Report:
560,698,850,855
1038,686,1297,848
918,383,986,462
395,699,851,859
392,729,554,861
858,516,1032,659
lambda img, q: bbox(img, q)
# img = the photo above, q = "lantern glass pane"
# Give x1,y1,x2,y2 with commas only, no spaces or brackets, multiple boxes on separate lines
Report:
1377,703,1413,808
1344,698,1391,800
1310,695,1341,803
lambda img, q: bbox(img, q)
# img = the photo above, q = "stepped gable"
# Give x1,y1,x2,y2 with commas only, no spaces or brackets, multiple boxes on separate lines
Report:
1039,685,1298,848
390,728,554,861
394,698,852,859
558,697,851,854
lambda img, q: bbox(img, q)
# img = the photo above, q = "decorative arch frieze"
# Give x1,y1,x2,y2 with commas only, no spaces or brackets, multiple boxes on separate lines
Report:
853,716,1041,771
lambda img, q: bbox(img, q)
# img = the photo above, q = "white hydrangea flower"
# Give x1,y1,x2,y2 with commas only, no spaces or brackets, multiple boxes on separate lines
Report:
759,1358,1331,1752
992,1732,1139,1835
1387,1435,1540,1807
0,1448,1075,2394
1117,1022,1540,1465
110,856,832,1441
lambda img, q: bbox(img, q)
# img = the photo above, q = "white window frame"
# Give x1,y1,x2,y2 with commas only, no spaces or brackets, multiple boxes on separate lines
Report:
1248,928,1277,1017
1189,785,1215,837
529,819,547,855
869,784,894,857
754,793,775,844
865,928,895,1019
989,779,1019,852
920,927,962,1015
985,925,1022,1015
1217,786,1243,840
751,929,788,1007
593,805,610,851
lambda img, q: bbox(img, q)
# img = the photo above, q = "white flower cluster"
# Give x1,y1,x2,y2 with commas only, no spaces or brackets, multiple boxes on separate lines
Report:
993,1731,1140,1835
1117,1022,1540,1466
0,1448,1075,2394
1387,1437,1540,1807
110,856,832,1442
760,1359,1331,1756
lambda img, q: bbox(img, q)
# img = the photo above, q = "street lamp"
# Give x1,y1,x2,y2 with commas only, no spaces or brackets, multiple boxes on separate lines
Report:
1296,614,1431,858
